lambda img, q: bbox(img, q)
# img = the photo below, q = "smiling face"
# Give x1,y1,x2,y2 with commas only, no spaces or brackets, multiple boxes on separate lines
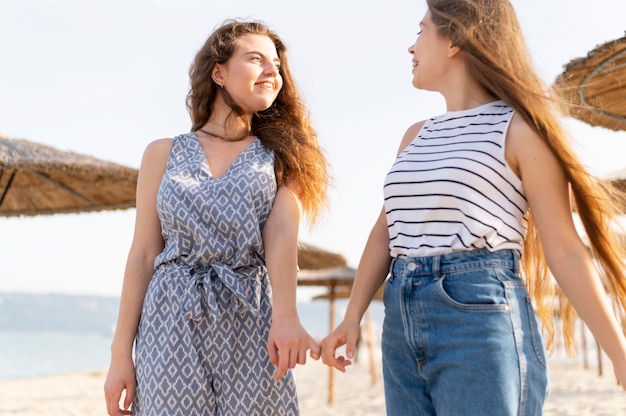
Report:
408,10,455,92
213,34,284,115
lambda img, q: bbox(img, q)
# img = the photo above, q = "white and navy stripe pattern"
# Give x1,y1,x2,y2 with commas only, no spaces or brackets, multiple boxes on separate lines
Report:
384,101,528,258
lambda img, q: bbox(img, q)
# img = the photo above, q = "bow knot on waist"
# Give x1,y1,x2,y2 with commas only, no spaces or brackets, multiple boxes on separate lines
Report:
181,262,265,321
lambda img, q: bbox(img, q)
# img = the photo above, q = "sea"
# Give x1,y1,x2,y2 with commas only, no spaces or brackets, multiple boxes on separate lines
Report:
0,292,385,381
0,292,591,381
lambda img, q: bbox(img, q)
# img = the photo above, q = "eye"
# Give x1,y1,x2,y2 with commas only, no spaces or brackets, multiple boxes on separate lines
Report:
417,30,423,35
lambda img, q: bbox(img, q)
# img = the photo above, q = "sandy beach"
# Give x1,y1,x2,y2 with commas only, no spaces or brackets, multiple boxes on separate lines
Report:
1,350,624,415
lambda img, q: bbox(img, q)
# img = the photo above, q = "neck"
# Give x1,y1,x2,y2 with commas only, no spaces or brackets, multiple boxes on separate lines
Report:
200,113,251,142
438,63,497,112
207,97,253,138
442,83,497,112
198,127,249,142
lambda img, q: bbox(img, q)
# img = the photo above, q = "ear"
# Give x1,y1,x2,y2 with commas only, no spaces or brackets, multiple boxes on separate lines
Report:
447,44,461,58
211,64,225,87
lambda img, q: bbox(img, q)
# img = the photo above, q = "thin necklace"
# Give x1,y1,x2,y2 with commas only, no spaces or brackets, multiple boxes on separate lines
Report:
199,128,249,142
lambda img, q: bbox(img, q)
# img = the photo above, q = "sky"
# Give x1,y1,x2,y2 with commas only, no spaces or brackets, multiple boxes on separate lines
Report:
1,0,625,297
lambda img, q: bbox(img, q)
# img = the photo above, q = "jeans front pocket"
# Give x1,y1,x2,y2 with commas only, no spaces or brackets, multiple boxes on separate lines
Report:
436,266,511,312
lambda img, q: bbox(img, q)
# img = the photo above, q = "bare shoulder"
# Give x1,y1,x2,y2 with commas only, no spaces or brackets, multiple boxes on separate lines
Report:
505,113,550,178
144,138,173,158
397,120,427,156
140,138,173,167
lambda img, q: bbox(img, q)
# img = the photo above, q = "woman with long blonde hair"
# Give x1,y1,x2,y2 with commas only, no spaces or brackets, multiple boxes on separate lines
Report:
104,20,328,415
321,1,626,414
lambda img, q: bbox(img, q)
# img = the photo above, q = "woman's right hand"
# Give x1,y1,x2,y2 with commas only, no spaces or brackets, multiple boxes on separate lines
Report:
320,319,362,372
103,354,136,416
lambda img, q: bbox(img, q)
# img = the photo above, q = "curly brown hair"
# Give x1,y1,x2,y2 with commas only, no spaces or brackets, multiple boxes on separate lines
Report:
186,19,329,224
427,0,626,353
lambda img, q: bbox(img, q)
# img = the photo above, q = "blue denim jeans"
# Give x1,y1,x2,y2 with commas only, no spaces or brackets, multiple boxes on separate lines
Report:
382,249,549,416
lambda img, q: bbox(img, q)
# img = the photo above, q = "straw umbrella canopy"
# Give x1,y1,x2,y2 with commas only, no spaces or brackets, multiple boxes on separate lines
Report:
603,168,626,214
297,242,347,271
553,33,626,131
605,168,626,193
0,135,138,217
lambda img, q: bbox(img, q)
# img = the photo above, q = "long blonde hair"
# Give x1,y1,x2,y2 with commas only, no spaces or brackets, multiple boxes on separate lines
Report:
186,20,329,224
427,0,626,353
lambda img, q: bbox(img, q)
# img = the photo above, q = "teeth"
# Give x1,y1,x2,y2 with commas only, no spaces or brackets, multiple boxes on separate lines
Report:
259,82,274,89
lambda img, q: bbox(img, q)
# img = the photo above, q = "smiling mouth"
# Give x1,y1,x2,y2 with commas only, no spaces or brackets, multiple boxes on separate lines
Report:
256,81,275,90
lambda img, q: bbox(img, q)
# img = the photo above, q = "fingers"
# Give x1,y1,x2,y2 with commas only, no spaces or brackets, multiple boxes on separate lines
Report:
104,375,135,415
297,348,308,365
320,337,350,372
105,389,134,416
269,338,291,381
344,331,359,363
273,346,292,381
270,335,321,381
104,385,121,416
123,384,135,414
320,327,359,372
309,338,322,361
267,340,279,367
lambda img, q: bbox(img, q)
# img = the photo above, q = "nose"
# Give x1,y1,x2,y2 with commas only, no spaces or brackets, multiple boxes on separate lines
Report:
263,62,279,76
408,44,415,55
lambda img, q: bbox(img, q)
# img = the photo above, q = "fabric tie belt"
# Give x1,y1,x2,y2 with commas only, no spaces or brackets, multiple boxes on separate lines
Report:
182,262,264,322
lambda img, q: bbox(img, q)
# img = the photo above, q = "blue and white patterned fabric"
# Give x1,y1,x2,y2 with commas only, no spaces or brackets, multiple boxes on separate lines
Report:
132,133,299,415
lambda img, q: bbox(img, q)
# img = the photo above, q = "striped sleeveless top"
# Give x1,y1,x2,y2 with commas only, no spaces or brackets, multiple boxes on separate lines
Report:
384,100,528,258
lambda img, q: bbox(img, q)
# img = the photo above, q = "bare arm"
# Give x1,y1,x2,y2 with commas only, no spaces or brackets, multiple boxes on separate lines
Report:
319,206,391,371
263,185,320,381
320,121,424,371
507,113,626,388
104,138,171,415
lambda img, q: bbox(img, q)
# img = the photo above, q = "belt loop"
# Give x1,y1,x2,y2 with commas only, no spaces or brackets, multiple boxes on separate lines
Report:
389,258,396,282
433,255,442,278
512,250,520,274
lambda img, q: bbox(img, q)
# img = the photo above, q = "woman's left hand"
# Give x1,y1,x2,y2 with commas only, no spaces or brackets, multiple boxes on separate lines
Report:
267,314,321,381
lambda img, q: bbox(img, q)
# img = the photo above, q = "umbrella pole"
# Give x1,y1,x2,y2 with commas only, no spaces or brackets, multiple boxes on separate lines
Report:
365,308,378,385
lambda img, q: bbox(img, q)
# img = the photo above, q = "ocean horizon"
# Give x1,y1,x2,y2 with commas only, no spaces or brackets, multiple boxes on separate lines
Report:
0,291,590,381
0,292,385,381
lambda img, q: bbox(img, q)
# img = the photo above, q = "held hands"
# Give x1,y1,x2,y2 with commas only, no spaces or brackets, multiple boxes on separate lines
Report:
320,319,361,372
103,354,136,416
267,315,321,381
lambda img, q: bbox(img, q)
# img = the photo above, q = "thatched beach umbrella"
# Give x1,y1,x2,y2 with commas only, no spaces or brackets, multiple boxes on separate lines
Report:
297,242,347,270
0,135,138,217
603,168,626,214
553,33,626,131
605,168,626,193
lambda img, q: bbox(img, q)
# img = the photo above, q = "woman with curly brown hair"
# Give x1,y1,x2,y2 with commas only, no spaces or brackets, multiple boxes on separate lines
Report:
321,1,626,414
104,19,329,416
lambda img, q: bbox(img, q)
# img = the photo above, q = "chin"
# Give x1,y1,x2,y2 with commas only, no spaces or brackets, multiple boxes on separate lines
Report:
256,95,278,108
411,78,434,92
412,79,423,90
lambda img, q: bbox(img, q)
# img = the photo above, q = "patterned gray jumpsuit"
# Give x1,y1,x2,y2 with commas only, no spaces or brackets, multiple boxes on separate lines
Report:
132,133,300,415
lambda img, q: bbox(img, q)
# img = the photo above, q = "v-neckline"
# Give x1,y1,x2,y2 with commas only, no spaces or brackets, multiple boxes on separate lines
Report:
192,132,258,180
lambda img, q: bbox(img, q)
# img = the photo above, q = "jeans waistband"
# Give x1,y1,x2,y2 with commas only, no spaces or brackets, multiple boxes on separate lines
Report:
391,249,519,277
